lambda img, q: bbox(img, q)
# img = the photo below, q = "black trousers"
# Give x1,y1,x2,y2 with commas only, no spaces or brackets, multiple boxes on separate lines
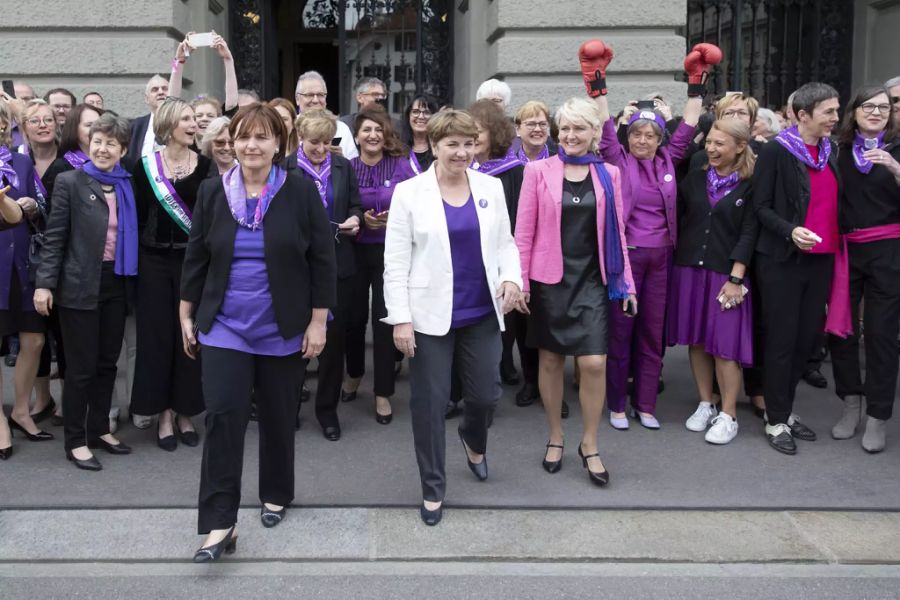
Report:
315,276,354,429
345,243,395,397
198,346,304,534
131,248,204,417
501,311,538,384
829,239,900,420
409,316,501,502
755,252,833,426
36,307,66,379
742,267,765,397
58,264,127,451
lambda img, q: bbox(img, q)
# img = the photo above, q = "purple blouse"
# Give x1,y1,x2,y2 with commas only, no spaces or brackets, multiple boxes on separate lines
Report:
352,155,415,244
0,149,39,312
199,203,303,356
444,196,493,329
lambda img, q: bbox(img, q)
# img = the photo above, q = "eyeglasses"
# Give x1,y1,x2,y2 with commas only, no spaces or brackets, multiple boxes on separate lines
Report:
410,109,432,117
26,117,57,126
298,92,327,100
722,109,750,119
50,104,71,112
362,92,386,101
860,103,892,115
522,121,549,130
212,139,233,148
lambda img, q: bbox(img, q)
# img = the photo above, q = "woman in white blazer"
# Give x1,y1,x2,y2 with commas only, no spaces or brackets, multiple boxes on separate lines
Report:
383,109,522,526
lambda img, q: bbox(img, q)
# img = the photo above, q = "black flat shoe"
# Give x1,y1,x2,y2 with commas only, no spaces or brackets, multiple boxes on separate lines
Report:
88,438,132,455
802,369,828,389
751,403,766,419
193,527,237,562
157,421,178,452
30,398,56,424
515,382,538,407
577,444,609,487
561,400,570,419
766,425,797,455
260,505,286,528
375,399,393,425
542,442,564,474
50,414,64,427
500,364,520,386
0,445,12,460
340,389,357,403
789,417,817,441
176,424,200,447
323,425,341,441
66,450,102,471
458,429,487,481
9,417,54,441
444,401,462,420
420,504,442,526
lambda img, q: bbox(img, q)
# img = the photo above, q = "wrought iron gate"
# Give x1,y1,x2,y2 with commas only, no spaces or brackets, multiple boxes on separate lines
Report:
685,0,855,108
231,0,453,114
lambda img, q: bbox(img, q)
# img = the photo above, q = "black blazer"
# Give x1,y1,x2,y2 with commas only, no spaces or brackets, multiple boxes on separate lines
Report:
123,113,151,172
41,157,74,211
675,169,757,275
181,169,337,338
753,139,842,261
35,169,132,309
328,155,364,279
496,164,525,231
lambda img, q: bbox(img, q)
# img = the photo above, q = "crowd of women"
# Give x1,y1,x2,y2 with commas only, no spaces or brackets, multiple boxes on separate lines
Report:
0,32,898,559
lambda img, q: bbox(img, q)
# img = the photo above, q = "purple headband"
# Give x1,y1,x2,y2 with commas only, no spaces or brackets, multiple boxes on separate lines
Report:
627,110,667,131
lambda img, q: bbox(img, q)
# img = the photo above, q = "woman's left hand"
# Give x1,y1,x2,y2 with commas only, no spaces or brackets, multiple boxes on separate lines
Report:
864,148,900,177
497,281,521,315
302,319,326,359
717,281,744,311
16,196,37,217
363,209,386,230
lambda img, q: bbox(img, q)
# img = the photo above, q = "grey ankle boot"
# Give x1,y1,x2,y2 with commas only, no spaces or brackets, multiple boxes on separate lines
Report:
862,416,887,453
831,395,863,440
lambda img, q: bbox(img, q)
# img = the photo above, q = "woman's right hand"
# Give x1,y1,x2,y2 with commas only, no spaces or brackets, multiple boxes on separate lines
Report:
791,226,820,251
180,316,199,359
176,32,196,61
33,288,53,317
393,323,416,358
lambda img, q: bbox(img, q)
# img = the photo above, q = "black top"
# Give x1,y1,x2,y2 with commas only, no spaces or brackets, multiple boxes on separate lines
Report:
124,113,152,173
752,139,842,261
41,157,75,211
132,153,212,250
180,170,337,338
837,142,900,232
413,149,435,172
687,139,765,172
495,164,525,231
676,169,757,275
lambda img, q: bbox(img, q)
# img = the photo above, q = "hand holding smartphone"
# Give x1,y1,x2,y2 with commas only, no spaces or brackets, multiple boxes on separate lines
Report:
187,32,215,48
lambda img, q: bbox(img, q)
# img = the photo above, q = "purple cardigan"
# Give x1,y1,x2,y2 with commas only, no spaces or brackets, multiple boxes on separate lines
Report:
598,118,695,247
0,150,40,311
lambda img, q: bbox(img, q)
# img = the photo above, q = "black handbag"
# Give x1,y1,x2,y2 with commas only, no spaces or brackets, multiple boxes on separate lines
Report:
27,203,47,285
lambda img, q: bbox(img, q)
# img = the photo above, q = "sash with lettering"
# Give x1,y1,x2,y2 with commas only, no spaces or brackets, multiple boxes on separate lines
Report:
141,150,192,234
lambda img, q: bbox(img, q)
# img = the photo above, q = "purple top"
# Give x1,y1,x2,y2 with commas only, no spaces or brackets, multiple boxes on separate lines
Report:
199,202,303,356
351,155,415,244
0,148,39,312
599,118,695,248
444,196,493,329
626,182,669,247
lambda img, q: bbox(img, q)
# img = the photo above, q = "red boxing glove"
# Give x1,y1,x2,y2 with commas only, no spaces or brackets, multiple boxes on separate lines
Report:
684,43,723,97
579,39,614,97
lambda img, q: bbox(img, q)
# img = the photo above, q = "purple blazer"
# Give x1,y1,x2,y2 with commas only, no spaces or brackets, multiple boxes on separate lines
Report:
0,149,40,311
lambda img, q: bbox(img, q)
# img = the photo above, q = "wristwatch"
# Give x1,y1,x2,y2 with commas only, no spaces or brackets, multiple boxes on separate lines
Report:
728,275,744,285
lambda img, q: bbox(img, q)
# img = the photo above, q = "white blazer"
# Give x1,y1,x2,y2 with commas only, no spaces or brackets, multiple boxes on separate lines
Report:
382,165,523,336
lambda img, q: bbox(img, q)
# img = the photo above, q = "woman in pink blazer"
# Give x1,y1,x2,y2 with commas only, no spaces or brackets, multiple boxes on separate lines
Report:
515,97,635,486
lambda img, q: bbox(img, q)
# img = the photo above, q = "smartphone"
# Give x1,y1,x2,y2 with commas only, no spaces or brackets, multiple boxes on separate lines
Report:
1,80,15,98
188,32,215,48
331,137,342,146
636,100,655,110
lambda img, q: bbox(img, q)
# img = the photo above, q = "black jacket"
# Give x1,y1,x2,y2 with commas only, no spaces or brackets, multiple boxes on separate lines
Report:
752,139,842,261
180,169,337,338
326,155,363,279
123,114,152,173
40,157,74,211
35,169,133,309
496,164,525,231
675,169,757,275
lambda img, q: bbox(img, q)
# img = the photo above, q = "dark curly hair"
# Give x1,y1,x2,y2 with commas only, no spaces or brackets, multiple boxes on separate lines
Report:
353,105,406,157
468,99,515,159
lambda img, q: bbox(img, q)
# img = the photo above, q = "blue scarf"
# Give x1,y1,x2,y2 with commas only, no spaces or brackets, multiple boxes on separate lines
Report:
557,148,629,300
82,161,138,276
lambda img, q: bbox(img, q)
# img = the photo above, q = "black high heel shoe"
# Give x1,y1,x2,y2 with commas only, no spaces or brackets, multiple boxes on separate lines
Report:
66,450,102,471
420,503,443,526
458,429,487,481
375,397,393,425
193,527,237,563
0,445,12,460
260,505,286,528
30,398,56,424
577,444,609,487
88,437,132,455
157,420,177,452
176,420,200,447
9,417,54,441
542,441,564,474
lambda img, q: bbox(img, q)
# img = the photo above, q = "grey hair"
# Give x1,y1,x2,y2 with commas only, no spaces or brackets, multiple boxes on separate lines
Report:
885,76,900,89
198,116,231,159
89,113,131,148
756,107,781,137
355,77,385,95
144,74,168,96
475,78,512,108
627,119,663,139
296,71,327,96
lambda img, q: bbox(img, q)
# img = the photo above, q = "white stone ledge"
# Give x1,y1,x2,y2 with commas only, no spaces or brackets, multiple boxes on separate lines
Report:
494,0,686,29
0,0,178,28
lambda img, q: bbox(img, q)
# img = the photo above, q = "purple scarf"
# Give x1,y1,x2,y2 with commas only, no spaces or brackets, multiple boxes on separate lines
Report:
222,164,287,230
64,150,89,170
774,126,831,171
706,167,741,206
0,146,21,190
557,147,629,300
852,130,885,174
82,161,138,276
516,143,550,164
473,153,523,176
296,147,331,210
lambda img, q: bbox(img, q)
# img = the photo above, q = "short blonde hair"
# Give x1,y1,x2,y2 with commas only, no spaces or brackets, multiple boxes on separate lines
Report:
426,109,479,145
715,92,759,124
554,97,603,151
295,109,337,142
198,116,231,159
515,100,550,125
0,101,13,147
154,97,193,144
191,95,222,116
707,119,757,180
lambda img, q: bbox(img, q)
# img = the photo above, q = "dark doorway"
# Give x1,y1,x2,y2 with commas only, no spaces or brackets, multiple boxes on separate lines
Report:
289,42,341,112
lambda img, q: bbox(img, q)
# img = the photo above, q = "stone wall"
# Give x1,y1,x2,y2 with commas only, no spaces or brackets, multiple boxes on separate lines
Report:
852,0,900,90
454,0,689,116
0,0,228,118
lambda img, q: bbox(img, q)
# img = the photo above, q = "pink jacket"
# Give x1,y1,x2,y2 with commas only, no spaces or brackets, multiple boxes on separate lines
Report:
514,155,635,295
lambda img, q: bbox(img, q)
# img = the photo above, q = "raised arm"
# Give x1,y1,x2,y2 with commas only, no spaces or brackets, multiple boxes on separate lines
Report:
682,43,722,128
167,33,195,99
212,33,239,111
579,39,614,124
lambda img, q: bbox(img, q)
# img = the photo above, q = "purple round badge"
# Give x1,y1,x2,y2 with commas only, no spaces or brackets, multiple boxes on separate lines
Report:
478,198,488,208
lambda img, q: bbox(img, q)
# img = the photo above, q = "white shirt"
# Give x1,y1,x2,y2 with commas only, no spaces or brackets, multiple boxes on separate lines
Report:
334,120,358,160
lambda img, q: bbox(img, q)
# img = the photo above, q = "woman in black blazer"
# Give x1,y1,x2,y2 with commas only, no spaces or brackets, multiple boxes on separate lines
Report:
292,109,362,440
668,119,758,445
179,104,336,562
34,114,138,471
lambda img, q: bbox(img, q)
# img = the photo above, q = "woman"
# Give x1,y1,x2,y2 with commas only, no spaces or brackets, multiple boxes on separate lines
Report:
130,97,209,451
828,86,900,453
343,105,415,424
199,116,236,175
513,100,556,163
268,98,300,163
192,96,223,140
34,113,137,470
179,104,335,560
515,96,634,484
753,108,781,142
43,104,103,200
294,109,362,440
168,31,238,121
669,119,758,444
0,185,26,459
582,39,715,429
403,94,438,174
383,109,522,525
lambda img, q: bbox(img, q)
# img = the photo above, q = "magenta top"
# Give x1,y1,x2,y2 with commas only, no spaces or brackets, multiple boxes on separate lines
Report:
803,144,839,254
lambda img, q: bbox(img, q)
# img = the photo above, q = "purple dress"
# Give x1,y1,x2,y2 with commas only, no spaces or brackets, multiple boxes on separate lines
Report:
444,196,493,329
0,149,40,322
199,200,303,356
352,155,416,245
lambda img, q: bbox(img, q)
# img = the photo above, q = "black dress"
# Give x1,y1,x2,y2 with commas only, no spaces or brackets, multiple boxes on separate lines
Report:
528,178,608,355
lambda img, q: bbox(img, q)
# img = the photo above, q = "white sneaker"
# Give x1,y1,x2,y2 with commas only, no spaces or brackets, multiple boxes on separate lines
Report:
132,412,152,429
705,413,738,444
685,402,717,432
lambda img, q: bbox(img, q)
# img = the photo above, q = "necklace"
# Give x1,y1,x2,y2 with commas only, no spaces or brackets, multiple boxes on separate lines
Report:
162,149,193,182
100,184,115,194
564,176,589,204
